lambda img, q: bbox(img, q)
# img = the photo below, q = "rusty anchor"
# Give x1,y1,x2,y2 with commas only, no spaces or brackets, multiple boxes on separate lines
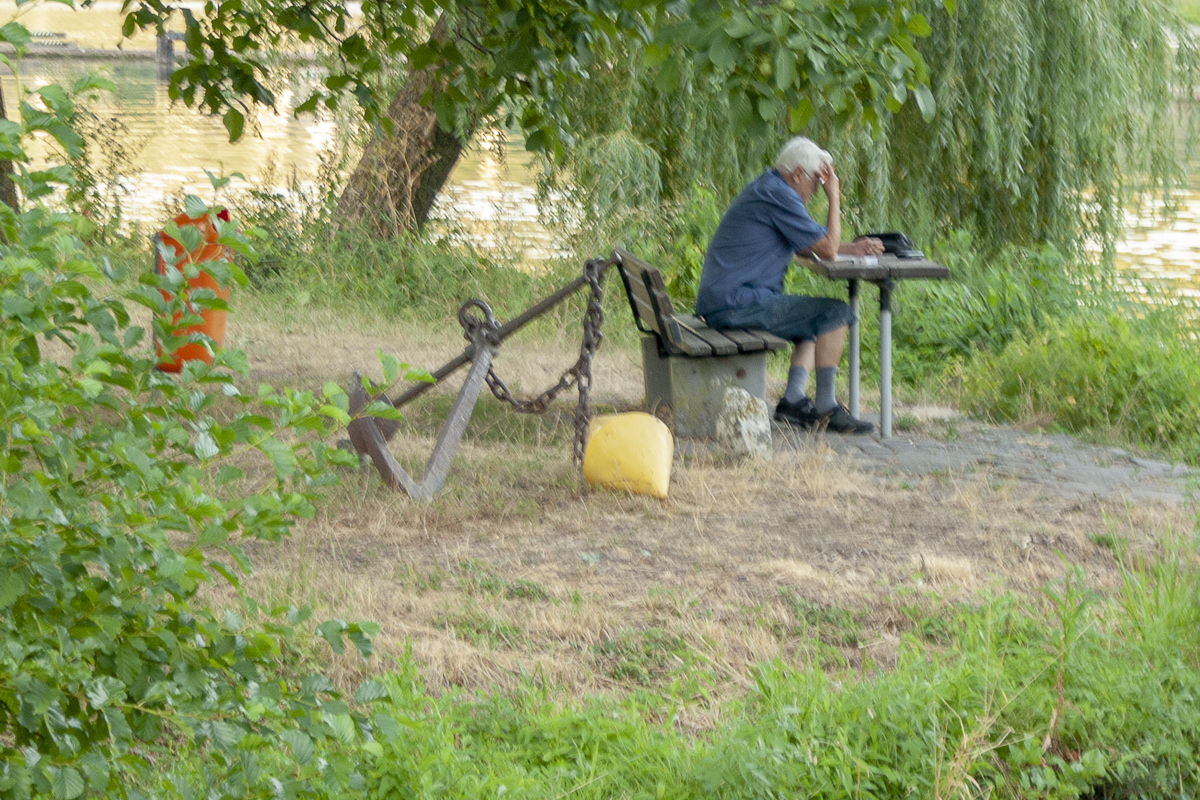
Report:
346,255,613,498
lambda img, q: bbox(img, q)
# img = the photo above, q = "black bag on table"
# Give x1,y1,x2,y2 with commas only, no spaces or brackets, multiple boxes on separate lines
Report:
860,232,924,259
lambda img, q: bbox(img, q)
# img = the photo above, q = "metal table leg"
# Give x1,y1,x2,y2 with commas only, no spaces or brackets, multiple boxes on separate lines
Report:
848,278,860,418
878,279,894,438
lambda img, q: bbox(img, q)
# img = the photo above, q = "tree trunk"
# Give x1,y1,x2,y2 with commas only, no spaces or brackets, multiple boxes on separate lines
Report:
0,83,18,213
335,15,471,238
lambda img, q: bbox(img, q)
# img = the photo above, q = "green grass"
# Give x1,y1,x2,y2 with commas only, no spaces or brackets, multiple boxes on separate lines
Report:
1180,0,1200,24
434,606,524,648
333,542,1200,799
593,628,696,685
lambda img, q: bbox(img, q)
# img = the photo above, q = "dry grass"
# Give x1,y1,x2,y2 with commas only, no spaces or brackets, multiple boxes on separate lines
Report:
198,294,1191,702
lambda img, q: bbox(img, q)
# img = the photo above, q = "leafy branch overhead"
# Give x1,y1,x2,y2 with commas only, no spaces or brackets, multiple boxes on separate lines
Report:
650,0,943,138
113,0,943,149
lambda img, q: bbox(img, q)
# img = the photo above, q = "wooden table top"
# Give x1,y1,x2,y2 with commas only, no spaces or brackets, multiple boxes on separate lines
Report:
802,254,950,281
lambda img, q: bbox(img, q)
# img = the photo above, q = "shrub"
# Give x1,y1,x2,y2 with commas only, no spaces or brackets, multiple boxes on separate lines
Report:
961,306,1200,459
0,41,393,799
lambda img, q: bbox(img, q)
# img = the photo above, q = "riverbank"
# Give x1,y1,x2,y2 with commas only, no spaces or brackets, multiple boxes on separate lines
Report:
168,295,1200,796
211,296,1194,697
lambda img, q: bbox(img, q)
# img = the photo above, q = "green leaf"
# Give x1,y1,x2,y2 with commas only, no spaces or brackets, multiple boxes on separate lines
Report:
50,767,84,800
373,713,402,742
259,437,297,479
223,108,245,141
325,713,356,745
724,13,758,39
280,730,314,765
316,619,346,654
756,95,781,122
789,97,814,131
85,677,125,708
363,401,403,421
183,195,207,219
774,48,797,91
0,572,25,610
354,680,388,703
913,83,936,121
194,432,220,460
654,58,680,94
294,93,320,116
377,352,403,384
708,35,736,71
215,465,243,485
322,381,349,411
906,14,932,37
35,84,71,113
210,720,244,750
0,22,31,49
72,75,116,95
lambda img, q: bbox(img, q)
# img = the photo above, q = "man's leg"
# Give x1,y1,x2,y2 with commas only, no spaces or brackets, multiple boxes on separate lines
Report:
813,326,847,414
791,339,816,370
810,324,871,433
783,340,815,403
814,325,846,368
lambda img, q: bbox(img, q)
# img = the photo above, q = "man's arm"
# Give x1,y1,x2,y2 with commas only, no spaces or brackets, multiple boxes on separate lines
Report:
807,169,840,261
805,169,885,258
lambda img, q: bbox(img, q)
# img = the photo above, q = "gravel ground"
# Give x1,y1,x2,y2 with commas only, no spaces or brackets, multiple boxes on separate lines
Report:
778,411,1194,507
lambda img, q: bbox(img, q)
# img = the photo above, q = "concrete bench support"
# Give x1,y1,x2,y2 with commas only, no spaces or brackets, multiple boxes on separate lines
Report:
641,336,769,438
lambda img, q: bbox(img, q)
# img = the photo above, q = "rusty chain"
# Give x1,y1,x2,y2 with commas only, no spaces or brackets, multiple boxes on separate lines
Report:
458,256,611,464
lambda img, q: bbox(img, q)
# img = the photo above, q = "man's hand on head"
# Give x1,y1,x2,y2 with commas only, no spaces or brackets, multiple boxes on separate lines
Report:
820,166,839,200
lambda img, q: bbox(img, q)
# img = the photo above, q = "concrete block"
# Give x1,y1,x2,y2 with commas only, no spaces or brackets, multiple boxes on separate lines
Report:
640,335,769,438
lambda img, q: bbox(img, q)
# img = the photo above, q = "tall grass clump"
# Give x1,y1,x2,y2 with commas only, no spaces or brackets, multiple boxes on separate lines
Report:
961,301,1200,461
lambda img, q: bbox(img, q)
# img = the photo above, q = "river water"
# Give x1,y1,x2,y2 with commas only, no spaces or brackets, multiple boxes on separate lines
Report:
2,1,1198,285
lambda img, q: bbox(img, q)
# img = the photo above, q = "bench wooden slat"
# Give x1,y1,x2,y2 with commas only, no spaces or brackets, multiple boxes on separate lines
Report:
672,314,744,356
683,321,764,353
682,324,741,356
747,329,790,350
672,327,720,357
678,316,789,354
618,261,660,335
669,313,740,357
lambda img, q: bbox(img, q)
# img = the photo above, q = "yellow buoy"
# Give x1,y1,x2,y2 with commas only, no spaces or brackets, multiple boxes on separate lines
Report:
583,412,673,499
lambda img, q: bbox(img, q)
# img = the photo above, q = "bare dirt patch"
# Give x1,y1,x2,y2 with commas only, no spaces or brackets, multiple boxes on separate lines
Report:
216,300,1194,699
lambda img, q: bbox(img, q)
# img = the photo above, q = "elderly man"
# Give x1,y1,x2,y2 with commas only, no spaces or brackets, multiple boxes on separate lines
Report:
695,137,882,434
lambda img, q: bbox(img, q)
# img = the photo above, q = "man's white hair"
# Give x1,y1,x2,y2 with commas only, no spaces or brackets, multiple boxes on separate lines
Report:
775,136,832,175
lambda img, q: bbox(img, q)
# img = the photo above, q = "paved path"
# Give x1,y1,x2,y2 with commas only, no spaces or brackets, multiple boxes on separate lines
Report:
774,412,1194,506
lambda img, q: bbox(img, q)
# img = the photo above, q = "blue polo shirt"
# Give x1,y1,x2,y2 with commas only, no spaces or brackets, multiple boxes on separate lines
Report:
695,168,827,317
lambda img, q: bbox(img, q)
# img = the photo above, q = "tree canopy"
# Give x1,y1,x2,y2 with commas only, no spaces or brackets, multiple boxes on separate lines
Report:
114,0,939,151
111,0,1196,257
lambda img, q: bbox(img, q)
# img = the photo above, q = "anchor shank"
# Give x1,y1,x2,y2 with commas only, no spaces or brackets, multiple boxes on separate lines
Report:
413,337,497,499
382,262,611,413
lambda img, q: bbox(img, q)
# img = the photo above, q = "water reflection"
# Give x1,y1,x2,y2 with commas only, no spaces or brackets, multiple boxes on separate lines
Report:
1115,192,1200,298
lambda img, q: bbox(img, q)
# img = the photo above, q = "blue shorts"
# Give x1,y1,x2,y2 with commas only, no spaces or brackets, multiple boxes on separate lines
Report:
704,294,854,343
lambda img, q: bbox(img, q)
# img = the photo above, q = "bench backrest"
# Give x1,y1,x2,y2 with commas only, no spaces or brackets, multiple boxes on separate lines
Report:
614,247,682,342
613,247,789,358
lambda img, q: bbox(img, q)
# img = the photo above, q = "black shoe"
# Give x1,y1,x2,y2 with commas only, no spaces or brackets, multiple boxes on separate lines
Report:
774,396,820,429
817,403,875,434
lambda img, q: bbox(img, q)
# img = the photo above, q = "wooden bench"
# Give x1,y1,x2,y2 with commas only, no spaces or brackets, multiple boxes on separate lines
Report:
613,247,790,437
